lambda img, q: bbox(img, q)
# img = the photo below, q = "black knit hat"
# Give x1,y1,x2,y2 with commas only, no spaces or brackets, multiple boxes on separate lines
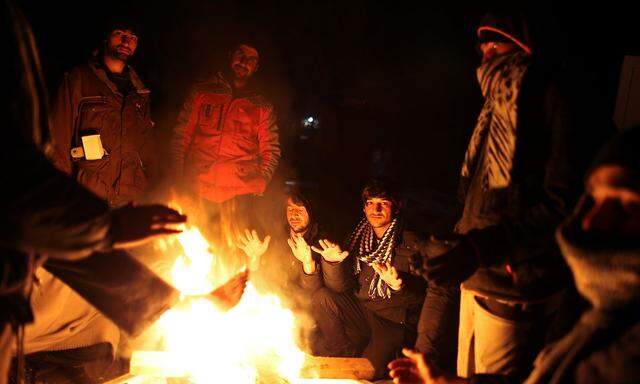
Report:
103,15,142,38
477,12,532,54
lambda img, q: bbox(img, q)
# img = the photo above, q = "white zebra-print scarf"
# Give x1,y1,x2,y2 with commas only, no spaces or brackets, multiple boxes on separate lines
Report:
461,51,530,190
347,218,400,299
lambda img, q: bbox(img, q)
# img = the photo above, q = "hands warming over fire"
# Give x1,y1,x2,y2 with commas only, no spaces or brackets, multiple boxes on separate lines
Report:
372,262,403,291
311,239,349,263
110,204,187,249
209,270,249,311
287,235,316,274
237,229,271,271
388,349,467,384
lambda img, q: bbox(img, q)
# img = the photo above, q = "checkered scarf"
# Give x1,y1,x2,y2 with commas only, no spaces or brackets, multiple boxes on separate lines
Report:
347,218,400,299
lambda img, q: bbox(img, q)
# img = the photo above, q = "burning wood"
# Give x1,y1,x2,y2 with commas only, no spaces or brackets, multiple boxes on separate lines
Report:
130,351,374,381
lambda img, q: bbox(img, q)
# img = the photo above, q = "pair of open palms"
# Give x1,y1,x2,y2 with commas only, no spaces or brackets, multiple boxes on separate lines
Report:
236,230,402,290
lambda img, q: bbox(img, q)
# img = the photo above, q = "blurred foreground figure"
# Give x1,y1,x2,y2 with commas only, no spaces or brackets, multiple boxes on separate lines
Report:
170,41,280,241
389,127,640,384
423,11,583,380
0,3,245,383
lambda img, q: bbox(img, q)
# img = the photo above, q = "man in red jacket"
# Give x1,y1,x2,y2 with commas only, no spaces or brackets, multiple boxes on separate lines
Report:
171,42,281,243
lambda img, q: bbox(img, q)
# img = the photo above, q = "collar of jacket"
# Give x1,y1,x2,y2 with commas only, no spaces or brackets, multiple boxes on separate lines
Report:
215,70,260,98
88,56,150,97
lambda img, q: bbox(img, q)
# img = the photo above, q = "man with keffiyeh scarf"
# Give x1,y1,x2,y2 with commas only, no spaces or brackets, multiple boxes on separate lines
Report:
311,180,458,379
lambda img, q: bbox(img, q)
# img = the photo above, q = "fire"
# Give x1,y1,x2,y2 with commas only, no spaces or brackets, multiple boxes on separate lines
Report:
139,224,306,383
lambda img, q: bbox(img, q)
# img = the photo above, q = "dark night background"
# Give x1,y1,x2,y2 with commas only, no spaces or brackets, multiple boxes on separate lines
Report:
18,0,639,238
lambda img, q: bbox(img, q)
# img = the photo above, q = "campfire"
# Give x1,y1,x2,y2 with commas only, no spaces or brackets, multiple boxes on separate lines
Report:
116,219,374,383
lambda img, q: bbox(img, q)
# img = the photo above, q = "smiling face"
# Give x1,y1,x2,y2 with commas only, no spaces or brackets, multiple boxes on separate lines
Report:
105,29,138,62
286,198,310,235
228,44,259,81
364,197,394,232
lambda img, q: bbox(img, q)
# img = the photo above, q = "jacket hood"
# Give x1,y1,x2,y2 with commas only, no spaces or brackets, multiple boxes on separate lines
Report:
556,198,640,311
477,12,532,54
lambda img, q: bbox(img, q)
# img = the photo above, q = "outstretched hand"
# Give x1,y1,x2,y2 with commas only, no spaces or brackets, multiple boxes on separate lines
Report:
110,204,187,249
209,270,249,312
287,236,316,274
237,229,271,271
388,349,467,384
372,262,403,291
311,239,349,263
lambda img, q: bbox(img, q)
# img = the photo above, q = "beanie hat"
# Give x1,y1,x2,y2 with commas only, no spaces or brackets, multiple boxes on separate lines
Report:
477,12,532,54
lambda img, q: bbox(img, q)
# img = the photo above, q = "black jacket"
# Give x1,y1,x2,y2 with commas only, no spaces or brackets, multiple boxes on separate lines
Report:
456,61,579,302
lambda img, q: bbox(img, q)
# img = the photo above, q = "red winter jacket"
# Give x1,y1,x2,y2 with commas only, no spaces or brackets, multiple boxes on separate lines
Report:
171,72,280,203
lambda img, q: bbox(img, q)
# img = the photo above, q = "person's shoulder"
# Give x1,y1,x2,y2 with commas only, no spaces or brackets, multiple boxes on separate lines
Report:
64,61,94,81
244,91,273,110
186,72,229,95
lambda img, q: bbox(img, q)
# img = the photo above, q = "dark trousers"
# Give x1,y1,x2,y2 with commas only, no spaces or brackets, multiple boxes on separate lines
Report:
312,287,410,379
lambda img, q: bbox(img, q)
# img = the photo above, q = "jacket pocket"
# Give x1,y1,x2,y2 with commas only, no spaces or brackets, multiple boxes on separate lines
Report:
197,103,223,135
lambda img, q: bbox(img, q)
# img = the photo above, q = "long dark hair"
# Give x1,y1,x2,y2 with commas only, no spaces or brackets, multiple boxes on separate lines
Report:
285,188,319,242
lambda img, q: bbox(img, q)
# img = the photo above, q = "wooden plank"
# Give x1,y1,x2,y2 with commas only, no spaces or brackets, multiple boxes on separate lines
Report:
130,351,375,381
299,356,374,380
106,376,372,384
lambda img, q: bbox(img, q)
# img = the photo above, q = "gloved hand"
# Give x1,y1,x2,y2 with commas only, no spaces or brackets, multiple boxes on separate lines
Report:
424,235,480,286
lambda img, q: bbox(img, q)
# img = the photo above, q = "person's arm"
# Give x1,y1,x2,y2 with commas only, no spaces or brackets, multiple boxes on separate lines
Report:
169,86,199,178
44,249,180,336
48,71,76,175
139,96,158,185
1,150,112,260
256,104,280,183
298,258,323,292
319,257,355,293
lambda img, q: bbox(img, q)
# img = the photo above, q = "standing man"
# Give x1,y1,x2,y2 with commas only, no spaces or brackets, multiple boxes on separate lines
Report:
49,20,155,207
423,12,581,381
170,42,280,240
311,180,457,379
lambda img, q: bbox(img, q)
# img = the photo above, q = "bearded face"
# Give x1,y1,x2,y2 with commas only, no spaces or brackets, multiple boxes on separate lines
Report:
286,198,310,235
105,29,138,62
228,44,259,81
